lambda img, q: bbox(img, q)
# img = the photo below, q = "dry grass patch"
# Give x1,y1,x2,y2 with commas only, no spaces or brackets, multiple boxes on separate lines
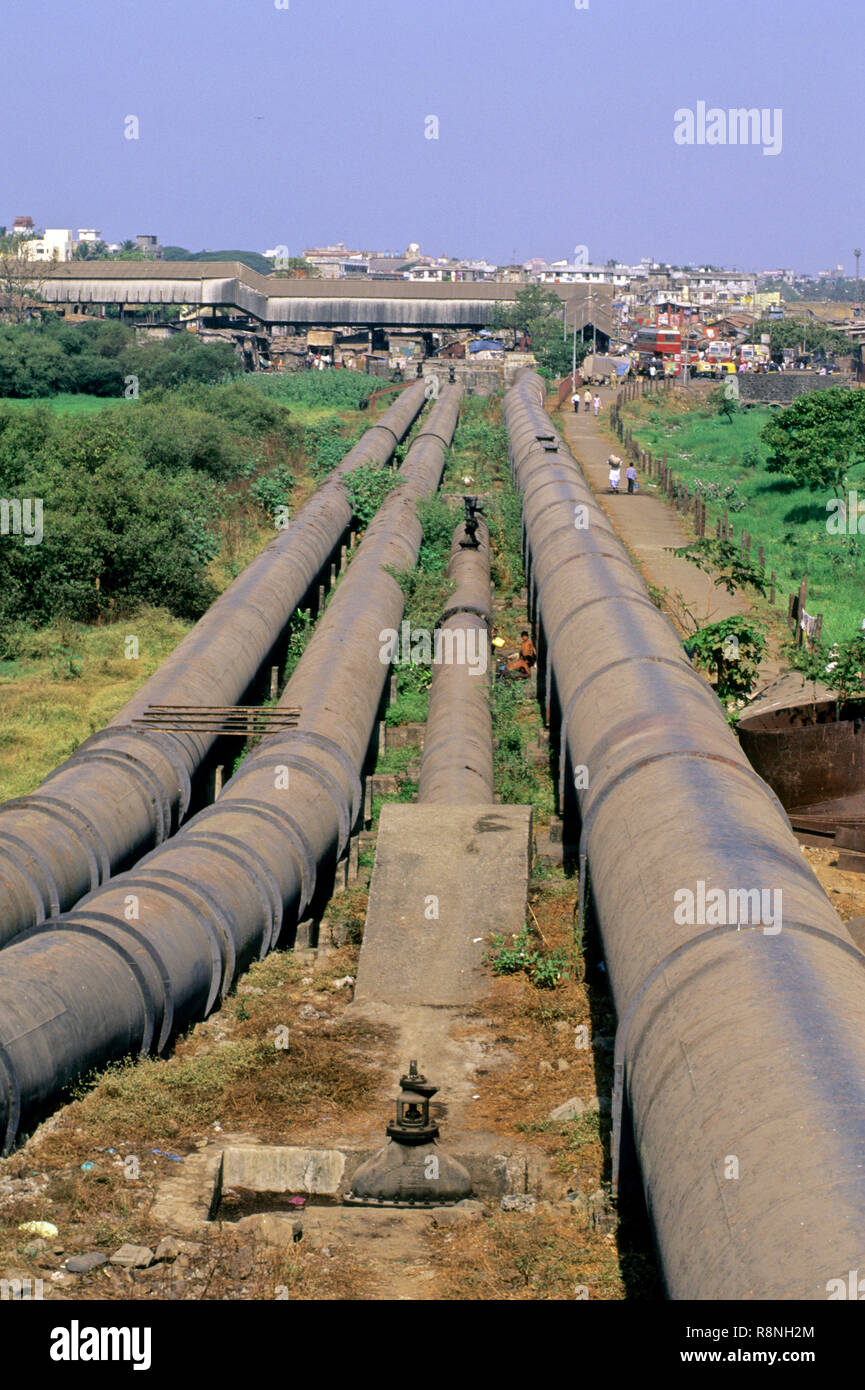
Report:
428,1206,626,1301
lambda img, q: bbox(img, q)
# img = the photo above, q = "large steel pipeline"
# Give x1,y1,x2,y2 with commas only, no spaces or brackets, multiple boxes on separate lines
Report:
416,521,494,804
0,386,462,1151
505,370,865,1301
0,381,427,950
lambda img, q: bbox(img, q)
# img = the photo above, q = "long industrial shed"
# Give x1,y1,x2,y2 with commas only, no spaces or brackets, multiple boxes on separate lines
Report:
505,368,865,1301
0,381,427,949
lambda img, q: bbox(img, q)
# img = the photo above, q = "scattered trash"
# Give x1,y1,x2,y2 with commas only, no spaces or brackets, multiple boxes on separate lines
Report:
19,1220,58,1239
151,1149,183,1163
80,1162,95,1172
500,1194,537,1213
472,937,483,943
287,1196,306,1207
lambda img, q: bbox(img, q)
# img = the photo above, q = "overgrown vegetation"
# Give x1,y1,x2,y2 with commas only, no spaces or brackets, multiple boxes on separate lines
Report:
620,390,865,643
254,370,382,411
384,492,459,726
0,318,240,397
492,285,588,378
684,616,768,719
0,379,304,629
343,464,398,529
0,367,379,800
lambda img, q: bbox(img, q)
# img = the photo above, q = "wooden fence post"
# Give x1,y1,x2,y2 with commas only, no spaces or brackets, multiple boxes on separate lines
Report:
813,614,823,649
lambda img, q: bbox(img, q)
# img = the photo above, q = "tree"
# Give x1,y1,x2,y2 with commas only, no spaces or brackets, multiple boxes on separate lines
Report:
268,256,319,277
761,388,865,496
72,240,110,261
492,286,587,376
0,249,50,323
492,285,561,341
744,316,850,360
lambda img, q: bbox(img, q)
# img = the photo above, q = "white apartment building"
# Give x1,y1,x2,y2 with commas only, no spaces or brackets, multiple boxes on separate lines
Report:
20,228,74,262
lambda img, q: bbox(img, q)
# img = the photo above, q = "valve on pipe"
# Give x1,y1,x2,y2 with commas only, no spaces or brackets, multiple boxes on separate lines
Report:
344,1061,471,1207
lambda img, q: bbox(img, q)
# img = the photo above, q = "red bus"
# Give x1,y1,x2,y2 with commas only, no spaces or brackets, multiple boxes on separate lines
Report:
633,326,682,374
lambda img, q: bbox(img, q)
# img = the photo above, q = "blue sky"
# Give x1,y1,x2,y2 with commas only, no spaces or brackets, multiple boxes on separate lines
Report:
4,0,860,271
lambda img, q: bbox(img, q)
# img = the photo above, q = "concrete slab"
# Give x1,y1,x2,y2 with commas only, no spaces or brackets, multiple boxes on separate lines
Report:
222,1146,346,1195
354,803,532,1008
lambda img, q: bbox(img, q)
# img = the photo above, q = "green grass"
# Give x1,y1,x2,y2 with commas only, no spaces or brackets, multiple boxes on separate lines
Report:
624,398,865,644
0,607,190,801
376,743,421,775
2,392,128,415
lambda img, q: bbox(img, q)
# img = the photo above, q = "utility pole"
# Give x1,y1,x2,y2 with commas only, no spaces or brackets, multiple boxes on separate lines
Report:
802,304,807,360
855,248,861,311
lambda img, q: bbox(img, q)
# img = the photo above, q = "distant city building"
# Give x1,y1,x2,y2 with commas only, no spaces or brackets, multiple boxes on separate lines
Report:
135,234,161,257
21,228,74,262
303,243,366,278
76,228,102,243
12,215,34,236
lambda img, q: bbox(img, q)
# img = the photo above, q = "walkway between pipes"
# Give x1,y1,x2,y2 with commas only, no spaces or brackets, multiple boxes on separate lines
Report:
350,518,532,1145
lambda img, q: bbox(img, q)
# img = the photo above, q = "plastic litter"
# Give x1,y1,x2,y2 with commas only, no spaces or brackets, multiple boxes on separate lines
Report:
19,1220,58,1239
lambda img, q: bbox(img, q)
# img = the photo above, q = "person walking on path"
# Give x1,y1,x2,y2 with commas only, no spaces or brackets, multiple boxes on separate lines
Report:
593,393,601,417
626,462,638,494
608,457,621,493
571,391,580,412
583,387,592,412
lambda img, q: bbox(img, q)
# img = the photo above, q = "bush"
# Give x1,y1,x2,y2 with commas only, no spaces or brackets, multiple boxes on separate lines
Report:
0,454,220,629
250,463,296,519
305,418,361,481
120,335,240,392
201,380,296,444
343,464,397,529
0,320,241,398
123,403,243,479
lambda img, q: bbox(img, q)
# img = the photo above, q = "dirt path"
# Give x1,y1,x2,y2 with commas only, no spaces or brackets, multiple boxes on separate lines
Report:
553,386,820,708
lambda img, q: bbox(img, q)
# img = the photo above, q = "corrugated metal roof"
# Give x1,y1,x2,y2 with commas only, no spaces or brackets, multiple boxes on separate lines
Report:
38,263,613,330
